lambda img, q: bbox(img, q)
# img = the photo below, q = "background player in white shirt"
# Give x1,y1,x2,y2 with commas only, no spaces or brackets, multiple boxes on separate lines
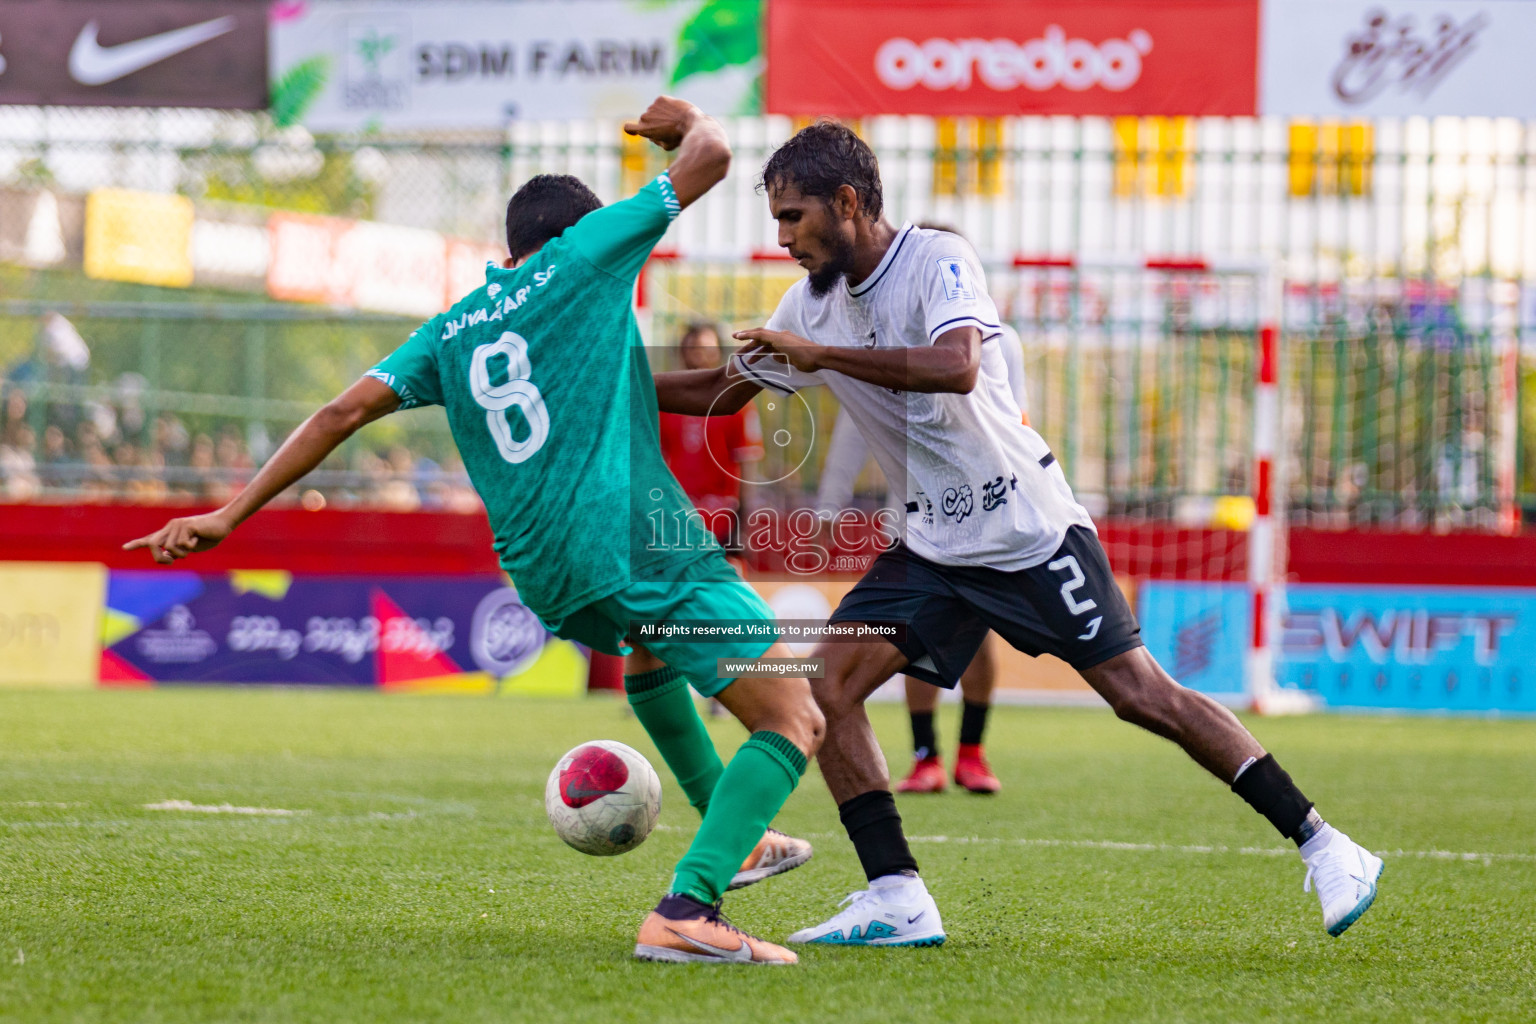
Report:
654,122,1383,948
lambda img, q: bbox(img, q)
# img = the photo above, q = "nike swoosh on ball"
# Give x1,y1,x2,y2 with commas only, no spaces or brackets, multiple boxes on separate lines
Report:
69,16,236,86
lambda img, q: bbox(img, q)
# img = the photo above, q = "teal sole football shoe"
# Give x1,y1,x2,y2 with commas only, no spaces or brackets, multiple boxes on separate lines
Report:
787,877,947,947
1302,827,1385,937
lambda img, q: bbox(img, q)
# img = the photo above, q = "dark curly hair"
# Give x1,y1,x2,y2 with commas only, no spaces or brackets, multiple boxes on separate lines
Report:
760,120,883,221
505,174,603,262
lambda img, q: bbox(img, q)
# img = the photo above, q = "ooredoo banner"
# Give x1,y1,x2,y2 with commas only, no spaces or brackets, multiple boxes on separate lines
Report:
1261,0,1536,118
765,0,1260,117
100,571,586,693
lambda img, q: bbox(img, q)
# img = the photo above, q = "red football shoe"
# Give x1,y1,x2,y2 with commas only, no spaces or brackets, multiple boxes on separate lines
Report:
954,745,1001,794
896,755,947,794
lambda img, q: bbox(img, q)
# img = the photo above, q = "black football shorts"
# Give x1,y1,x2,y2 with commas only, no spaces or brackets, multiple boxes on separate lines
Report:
827,525,1143,687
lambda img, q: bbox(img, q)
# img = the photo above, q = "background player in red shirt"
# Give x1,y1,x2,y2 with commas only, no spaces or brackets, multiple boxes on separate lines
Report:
658,322,764,557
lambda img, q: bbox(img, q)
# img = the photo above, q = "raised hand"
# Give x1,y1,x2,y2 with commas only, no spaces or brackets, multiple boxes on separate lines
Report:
622,95,703,152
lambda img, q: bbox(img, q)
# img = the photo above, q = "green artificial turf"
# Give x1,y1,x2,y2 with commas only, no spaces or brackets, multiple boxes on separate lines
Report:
1,689,1532,1023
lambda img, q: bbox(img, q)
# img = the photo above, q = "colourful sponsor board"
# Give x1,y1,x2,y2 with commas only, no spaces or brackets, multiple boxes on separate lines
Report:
1138,580,1251,702
83,188,195,288
766,0,1260,117
101,570,584,694
1279,584,1536,714
269,0,762,131
1260,1,1536,119
1139,581,1536,712
0,562,107,688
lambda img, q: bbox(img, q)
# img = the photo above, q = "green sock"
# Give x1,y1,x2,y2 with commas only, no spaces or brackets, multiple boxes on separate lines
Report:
625,667,723,818
669,731,806,904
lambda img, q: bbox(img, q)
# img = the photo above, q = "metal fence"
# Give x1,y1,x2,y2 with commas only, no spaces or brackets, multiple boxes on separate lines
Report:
1,106,1534,523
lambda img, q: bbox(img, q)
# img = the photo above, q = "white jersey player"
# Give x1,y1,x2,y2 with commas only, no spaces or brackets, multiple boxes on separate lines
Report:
654,121,1382,949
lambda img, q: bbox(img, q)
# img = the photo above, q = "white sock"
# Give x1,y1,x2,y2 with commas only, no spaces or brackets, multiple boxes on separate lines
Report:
1299,823,1337,859
871,872,923,894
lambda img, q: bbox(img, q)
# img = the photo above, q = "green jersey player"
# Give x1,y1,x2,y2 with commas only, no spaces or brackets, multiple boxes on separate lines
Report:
125,97,822,966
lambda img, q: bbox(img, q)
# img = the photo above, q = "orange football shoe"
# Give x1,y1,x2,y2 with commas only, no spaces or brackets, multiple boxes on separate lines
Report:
728,828,814,890
954,744,1001,794
634,896,797,965
896,755,947,794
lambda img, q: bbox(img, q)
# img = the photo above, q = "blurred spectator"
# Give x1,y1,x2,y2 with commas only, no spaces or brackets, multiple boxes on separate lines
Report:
38,424,72,490
657,322,763,553
0,424,41,501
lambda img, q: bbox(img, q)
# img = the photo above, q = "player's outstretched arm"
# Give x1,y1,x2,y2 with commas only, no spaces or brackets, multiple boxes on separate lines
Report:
733,325,982,394
623,96,730,209
123,377,401,564
654,347,764,415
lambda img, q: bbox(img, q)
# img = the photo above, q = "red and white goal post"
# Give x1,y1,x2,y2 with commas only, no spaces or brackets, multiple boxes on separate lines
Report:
1004,254,1314,713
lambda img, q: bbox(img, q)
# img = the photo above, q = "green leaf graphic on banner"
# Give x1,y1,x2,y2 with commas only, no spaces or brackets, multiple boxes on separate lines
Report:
270,56,331,129
670,0,760,86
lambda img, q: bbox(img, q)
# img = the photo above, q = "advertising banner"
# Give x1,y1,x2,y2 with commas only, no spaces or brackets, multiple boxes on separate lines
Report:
766,0,1260,118
84,188,195,289
0,1,267,109
100,570,586,694
1261,1,1536,118
1137,581,1252,702
1279,584,1536,713
269,0,762,131
0,562,107,689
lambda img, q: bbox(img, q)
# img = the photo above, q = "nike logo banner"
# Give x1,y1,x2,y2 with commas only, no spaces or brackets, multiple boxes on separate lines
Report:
0,1,267,109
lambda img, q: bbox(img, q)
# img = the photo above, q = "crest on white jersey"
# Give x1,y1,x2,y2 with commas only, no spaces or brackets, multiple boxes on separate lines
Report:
935,258,975,301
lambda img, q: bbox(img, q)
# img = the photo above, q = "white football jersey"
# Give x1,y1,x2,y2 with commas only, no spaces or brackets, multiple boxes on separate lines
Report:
734,223,1092,572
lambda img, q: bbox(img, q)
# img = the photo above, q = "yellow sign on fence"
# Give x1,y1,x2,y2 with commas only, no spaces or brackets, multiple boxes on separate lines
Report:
0,562,106,688
83,188,194,288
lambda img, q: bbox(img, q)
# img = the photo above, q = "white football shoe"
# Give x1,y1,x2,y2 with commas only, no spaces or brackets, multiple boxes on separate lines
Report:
1301,826,1384,937
786,875,946,947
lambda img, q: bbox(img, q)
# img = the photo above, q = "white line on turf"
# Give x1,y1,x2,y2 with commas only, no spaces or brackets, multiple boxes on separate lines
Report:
143,800,306,816
653,825,1536,865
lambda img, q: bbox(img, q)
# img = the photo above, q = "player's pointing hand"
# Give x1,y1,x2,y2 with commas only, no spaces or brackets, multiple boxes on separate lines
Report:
123,512,233,565
734,328,825,374
623,95,702,152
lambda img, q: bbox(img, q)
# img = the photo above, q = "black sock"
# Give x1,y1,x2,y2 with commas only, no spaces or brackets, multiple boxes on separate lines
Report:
654,893,712,920
959,700,990,746
1231,754,1316,844
910,711,937,760
838,790,920,881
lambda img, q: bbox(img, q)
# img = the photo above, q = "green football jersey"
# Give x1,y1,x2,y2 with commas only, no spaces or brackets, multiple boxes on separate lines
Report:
368,172,720,624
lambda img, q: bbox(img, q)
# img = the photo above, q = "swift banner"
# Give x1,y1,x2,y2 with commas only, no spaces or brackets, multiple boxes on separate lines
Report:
1138,581,1536,712
765,0,1260,117
270,0,762,130
1260,0,1536,118
1279,584,1536,714
100,571,586,693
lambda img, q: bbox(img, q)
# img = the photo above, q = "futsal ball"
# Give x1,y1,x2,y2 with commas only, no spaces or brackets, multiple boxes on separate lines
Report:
545,740,661,856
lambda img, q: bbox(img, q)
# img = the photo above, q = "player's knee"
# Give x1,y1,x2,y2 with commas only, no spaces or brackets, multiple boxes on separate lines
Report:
761,689,825,757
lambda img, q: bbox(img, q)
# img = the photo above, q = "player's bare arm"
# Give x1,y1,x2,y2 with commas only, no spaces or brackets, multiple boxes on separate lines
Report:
623,95,729,209
733,324,982,394
653,345,764,415
122,377,401,564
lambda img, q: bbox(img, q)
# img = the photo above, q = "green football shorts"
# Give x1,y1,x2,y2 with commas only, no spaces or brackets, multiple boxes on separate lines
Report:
548,553,777,697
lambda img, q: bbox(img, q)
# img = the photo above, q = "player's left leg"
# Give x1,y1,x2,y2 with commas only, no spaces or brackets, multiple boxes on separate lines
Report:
895,675,947,793
624,642,814,892
953,636,1001,794
635,653,824,964
1078,647,1382,937
1016,526,1382,937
